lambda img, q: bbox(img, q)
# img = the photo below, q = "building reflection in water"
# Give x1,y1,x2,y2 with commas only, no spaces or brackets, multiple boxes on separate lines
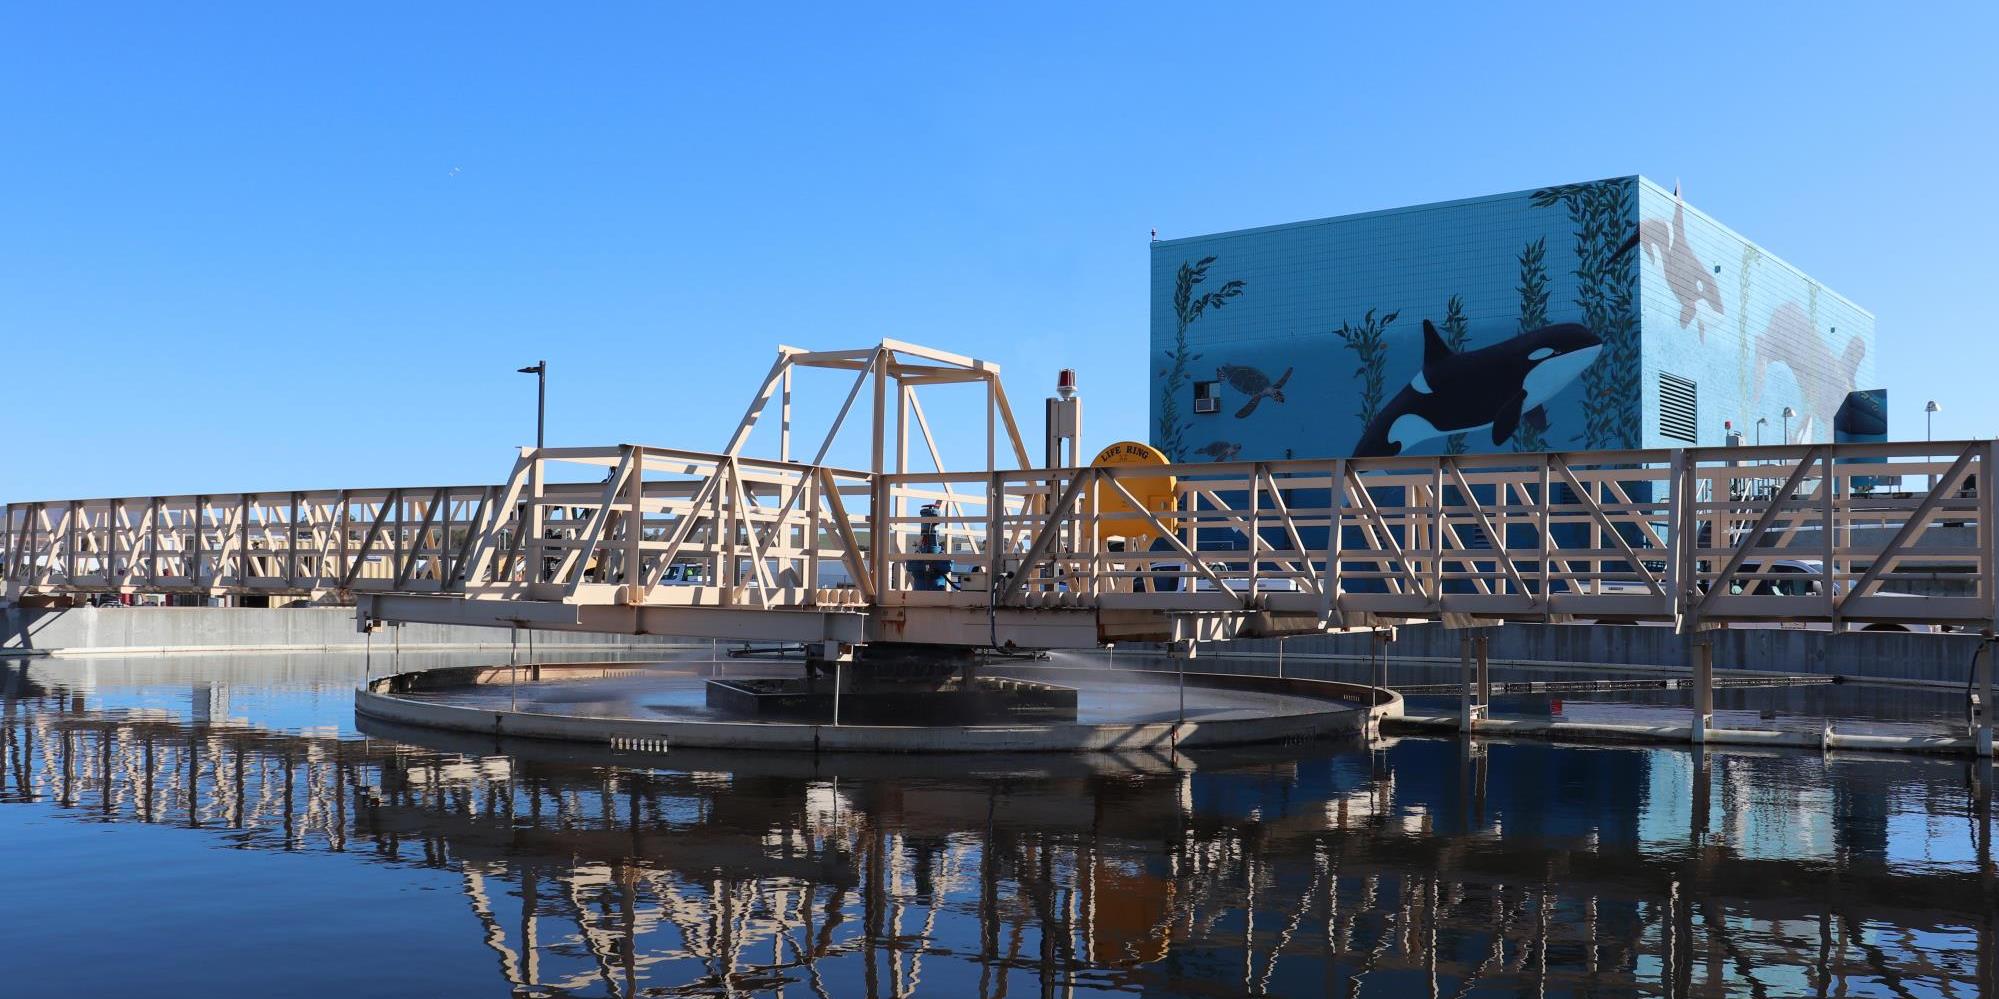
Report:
2,661,1994,998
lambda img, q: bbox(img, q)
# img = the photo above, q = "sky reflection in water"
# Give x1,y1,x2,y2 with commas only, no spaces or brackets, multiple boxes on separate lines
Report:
1,652,1993,998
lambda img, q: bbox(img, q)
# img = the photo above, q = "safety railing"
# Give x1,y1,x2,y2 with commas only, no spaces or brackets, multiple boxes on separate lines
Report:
1,485,505,599
881,440,1998,630
464,445,876,610
10,440,1995,631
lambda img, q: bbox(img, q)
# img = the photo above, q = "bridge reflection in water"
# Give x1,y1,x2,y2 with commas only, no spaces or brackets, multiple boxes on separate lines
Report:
2,659,1993,997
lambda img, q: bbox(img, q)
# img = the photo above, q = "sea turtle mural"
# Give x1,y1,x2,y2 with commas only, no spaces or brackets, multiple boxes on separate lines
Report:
1215,364,1293,418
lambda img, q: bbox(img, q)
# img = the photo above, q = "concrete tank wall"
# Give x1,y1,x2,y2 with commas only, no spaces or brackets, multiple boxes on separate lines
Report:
1215,623,1986,686
2,606,690,658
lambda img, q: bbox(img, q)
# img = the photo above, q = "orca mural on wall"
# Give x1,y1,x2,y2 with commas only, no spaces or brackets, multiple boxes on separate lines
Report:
1753,301,1867,443
1639,186,1724,338
1216,364,1293,418
1351,321,1603,457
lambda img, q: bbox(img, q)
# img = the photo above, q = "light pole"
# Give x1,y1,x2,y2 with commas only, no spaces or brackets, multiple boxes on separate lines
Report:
1781,406,1796,445
517,361,547,450
1926,400,1942,491
1753,416,1770,496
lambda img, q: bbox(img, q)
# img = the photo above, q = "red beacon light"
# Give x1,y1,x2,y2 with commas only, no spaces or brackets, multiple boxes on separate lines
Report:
1056,368,1077,401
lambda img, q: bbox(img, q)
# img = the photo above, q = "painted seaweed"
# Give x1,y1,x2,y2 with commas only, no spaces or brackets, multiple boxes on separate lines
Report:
1159,256,1245,460
1439,294,1471,454
1531,180,1639,449
1516,236,1550,330
1334,308,1400,430
1510,237,1551,452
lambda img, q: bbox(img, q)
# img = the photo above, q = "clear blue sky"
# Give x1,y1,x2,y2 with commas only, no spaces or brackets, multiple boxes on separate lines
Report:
4,2,1993,499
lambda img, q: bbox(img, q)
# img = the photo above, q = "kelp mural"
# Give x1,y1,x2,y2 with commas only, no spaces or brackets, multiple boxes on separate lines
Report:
1334,186,1635,458
1158,256,1244,460
1510,237,1552,452
1333,308,1399,431
1439,296,1471,455
1531,180,1640,449
1151,177,1863,465
1734,242,1761,410
1516,237,1550,330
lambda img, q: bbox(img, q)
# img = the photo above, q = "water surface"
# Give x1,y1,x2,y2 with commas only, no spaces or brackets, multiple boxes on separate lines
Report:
2,652,1992,997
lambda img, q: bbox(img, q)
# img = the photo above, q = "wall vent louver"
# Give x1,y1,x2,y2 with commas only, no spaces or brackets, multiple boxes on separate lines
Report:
1659,373,1698,444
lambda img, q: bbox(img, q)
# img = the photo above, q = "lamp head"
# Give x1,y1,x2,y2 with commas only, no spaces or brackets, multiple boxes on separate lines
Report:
1926,400,1942,414
1781,406,1796,419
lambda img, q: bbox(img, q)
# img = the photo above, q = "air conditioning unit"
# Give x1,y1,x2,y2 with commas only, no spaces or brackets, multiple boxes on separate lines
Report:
1193,397,1219,414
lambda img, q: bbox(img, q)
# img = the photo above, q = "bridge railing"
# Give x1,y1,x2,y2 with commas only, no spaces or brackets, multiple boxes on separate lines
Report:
464,445,877,611
883,440,1998,629
11,440,1996,631
1,485,507,600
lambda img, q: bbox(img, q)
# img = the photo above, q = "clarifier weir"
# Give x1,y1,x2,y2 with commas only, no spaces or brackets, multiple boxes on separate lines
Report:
354,659,1400,754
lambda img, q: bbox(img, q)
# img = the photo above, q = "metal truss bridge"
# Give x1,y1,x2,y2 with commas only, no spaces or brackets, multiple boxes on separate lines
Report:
6,341,1998,653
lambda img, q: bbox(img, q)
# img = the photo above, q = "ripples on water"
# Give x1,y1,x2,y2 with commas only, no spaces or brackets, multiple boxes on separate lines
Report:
1,652,1993,997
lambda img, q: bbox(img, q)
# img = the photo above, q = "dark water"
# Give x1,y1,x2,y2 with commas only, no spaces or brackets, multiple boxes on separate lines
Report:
1084,649,1987,740
3,653,1994,997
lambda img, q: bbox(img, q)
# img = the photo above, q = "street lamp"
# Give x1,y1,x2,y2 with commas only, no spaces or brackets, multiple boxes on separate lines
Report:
1925,400,1942,492
517,361,547,450
1781,406,1796,445
1755,416,1767,445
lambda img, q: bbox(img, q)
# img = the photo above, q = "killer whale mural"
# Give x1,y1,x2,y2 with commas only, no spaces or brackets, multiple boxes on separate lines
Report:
1215,364,1293,418
1352,321,1603,457
1152,177,1871,465
1639,187,1724,338
1753,301,1866,443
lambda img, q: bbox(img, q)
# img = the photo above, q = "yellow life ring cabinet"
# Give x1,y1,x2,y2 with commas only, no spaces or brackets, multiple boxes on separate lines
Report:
1089,441,1178,550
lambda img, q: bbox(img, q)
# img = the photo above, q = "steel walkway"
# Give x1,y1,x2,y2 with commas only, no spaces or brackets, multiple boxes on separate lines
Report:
7,341,1997,651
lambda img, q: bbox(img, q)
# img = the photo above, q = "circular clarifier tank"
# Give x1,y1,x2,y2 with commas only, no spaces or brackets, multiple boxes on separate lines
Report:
355,659,1400,754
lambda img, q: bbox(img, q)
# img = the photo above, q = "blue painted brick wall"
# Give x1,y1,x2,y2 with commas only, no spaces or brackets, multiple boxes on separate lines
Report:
1634,177,1876,447
1149,177,1874,462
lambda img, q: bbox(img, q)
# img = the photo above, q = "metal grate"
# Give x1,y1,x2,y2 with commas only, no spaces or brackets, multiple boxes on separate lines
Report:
1659,372,1698,444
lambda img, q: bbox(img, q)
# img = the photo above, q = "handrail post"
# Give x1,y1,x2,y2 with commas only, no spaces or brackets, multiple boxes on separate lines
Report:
1476,632,1491,712
1973,635,1994,758
1984,440,1997,634
526,450,545,584
1691,637,1713,745
988,471,1003,599
1667,450,1685,625
1248,462,1262,598
1458,632,1477,732
624,446,646,606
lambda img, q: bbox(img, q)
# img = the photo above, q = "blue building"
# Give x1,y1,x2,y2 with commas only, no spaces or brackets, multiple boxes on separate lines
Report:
1150,177,1879,463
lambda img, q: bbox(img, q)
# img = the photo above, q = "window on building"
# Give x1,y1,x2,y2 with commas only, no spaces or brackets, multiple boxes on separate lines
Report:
1192,380,1220,414
1659,373,1698,444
